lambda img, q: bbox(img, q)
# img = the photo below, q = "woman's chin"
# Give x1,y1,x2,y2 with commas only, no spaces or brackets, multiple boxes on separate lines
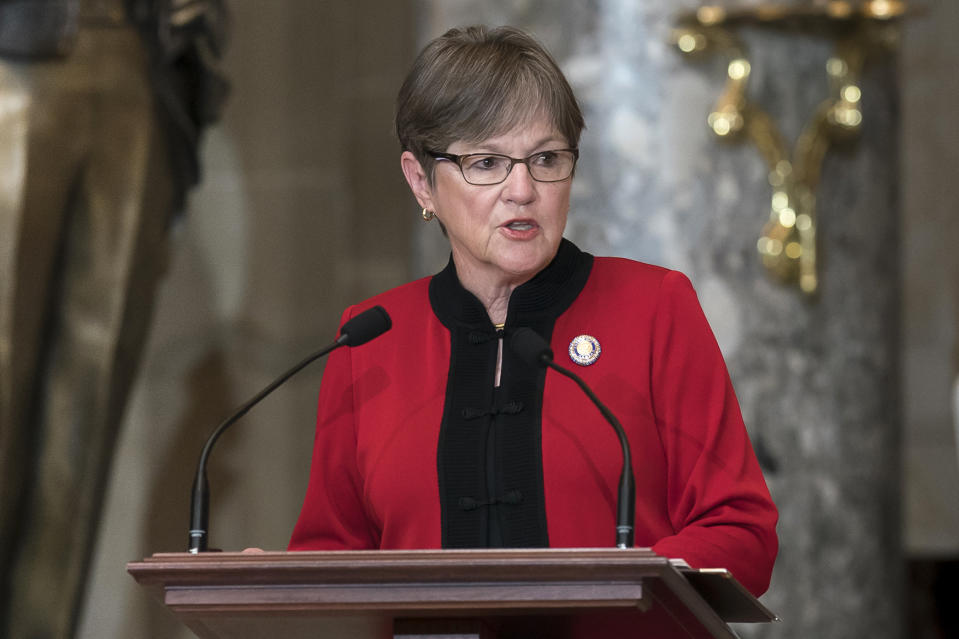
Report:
492,251,554,282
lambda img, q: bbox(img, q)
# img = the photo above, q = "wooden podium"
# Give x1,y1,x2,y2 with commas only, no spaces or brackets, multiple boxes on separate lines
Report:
127,548,776,638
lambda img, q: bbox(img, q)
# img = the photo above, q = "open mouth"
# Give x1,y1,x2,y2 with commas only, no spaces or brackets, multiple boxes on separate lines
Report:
505,220,536,231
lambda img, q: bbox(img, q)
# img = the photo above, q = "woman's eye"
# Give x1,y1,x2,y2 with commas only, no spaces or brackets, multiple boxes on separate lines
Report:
468,156,504,171
532,151,558,166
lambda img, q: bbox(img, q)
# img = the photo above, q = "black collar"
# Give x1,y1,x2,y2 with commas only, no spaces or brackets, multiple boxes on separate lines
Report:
429,238,594,331
427,238,593,548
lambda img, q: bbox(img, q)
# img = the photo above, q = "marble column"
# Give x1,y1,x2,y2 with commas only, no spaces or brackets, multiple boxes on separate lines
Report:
416,2,903,638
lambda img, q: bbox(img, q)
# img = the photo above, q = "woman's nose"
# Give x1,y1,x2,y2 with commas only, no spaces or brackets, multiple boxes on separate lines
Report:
502,161,536,204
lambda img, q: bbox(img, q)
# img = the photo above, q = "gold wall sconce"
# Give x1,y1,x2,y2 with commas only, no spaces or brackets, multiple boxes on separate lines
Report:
672,1,906,296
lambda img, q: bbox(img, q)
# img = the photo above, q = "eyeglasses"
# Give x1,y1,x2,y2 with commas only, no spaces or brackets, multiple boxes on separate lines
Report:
428,148,579,185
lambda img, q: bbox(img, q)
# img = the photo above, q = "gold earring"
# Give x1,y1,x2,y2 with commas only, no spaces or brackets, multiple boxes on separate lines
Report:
422,208,435,221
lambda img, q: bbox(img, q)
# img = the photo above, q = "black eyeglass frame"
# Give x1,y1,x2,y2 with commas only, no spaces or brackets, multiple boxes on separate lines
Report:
428,148,579,185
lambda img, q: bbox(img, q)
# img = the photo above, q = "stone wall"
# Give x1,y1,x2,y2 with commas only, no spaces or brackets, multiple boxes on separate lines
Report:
77,3,415,637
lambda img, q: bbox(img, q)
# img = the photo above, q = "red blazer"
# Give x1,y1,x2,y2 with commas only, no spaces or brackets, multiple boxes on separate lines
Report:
290,243,778,596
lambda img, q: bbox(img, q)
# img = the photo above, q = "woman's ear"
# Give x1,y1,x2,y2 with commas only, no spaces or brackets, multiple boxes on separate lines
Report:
400,151,434,211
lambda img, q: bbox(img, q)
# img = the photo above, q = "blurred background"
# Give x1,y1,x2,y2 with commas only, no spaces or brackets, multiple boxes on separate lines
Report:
2,0,954,638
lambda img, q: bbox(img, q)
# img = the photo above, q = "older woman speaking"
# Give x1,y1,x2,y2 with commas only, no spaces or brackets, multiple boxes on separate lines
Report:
289,25,778,598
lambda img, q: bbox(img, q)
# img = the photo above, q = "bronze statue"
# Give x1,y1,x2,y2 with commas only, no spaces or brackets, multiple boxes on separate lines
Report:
0,1,227,636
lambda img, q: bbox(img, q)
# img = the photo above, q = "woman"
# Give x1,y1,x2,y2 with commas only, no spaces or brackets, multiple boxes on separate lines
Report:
289,25,778,598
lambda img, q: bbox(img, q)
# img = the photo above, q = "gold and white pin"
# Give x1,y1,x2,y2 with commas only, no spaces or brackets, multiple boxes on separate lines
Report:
568,334,601,366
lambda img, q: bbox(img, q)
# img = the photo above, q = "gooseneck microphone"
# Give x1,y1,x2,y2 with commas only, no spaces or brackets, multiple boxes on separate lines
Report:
510,327,636,549
188,305,392,553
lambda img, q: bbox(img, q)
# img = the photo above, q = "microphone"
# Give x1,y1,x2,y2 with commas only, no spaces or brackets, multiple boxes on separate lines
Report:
509,327,635,549
188,305,392,553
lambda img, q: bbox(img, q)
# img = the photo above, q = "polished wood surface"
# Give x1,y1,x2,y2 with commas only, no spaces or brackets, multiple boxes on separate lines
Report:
127,548,750,638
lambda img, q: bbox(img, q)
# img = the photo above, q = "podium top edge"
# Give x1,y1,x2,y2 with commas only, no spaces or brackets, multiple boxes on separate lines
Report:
143,547,659,561
126,548,674,581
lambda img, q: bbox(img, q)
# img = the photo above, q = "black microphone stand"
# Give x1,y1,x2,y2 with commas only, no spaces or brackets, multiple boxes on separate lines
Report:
188,305,391,553
540,360,635,548
510,327,635,549
188,337,349,553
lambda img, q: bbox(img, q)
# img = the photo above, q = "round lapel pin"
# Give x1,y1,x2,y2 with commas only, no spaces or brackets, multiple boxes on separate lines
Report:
568,334,601,366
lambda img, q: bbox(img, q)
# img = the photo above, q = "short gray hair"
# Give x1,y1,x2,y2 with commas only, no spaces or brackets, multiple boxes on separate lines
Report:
395,25,586,181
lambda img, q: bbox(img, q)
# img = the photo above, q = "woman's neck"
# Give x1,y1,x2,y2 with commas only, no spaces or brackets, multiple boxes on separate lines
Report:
452,257,531,326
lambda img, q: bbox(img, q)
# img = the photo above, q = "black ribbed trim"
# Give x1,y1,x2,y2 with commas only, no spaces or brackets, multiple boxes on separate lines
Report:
430,239,593,548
